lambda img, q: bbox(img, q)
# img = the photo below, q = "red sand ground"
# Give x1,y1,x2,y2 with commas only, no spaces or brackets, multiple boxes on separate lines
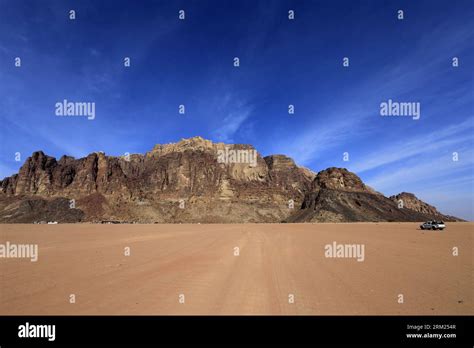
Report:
0,222,472,315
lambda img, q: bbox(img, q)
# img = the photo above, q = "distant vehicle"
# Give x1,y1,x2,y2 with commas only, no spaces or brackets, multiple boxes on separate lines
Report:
420,221,445,230
47,221,58,225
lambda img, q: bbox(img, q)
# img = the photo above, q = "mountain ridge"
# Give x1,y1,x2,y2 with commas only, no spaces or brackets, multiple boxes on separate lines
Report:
0,137,461,223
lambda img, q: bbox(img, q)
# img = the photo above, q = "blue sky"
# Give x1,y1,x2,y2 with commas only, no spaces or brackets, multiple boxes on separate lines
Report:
0,0,473,219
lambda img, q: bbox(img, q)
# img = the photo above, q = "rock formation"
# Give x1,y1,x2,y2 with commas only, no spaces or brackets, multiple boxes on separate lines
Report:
0,137,461,223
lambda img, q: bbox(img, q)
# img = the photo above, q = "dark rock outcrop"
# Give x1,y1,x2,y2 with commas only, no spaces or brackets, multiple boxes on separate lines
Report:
286,168,461,222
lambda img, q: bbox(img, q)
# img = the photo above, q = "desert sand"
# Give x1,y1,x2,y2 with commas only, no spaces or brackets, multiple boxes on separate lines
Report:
0,222,472,315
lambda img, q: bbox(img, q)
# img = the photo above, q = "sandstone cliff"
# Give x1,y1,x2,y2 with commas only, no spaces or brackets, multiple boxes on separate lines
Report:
0,137,460,223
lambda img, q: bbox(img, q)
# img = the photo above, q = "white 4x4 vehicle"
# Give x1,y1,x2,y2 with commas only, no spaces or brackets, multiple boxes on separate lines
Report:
420,221,445,230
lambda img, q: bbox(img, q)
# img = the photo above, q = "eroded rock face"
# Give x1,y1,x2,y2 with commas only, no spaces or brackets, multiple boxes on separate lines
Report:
290,189,434,223
312,167,368,192
0,137,461,223
0,138,314,222
288,170,461,223
389,192,445,217
15,151,57,195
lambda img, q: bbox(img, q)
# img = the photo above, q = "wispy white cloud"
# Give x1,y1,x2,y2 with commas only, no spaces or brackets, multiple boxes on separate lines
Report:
0,98,88,158
406,172,474,221
365,147,473,193
213,106,253,143
272,21,473,168
278,110,370,166
349,117,474,173
206,89,254,143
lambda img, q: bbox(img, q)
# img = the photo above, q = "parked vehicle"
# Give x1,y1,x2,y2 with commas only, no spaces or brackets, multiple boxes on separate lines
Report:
420,221,445,230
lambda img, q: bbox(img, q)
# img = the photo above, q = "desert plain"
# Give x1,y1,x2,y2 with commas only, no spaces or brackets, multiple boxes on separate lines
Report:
0,222,472,315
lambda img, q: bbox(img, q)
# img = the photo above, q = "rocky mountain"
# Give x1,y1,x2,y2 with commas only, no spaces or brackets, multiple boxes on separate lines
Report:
388,192,459,221
286,168,457,222
0,137,460,223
